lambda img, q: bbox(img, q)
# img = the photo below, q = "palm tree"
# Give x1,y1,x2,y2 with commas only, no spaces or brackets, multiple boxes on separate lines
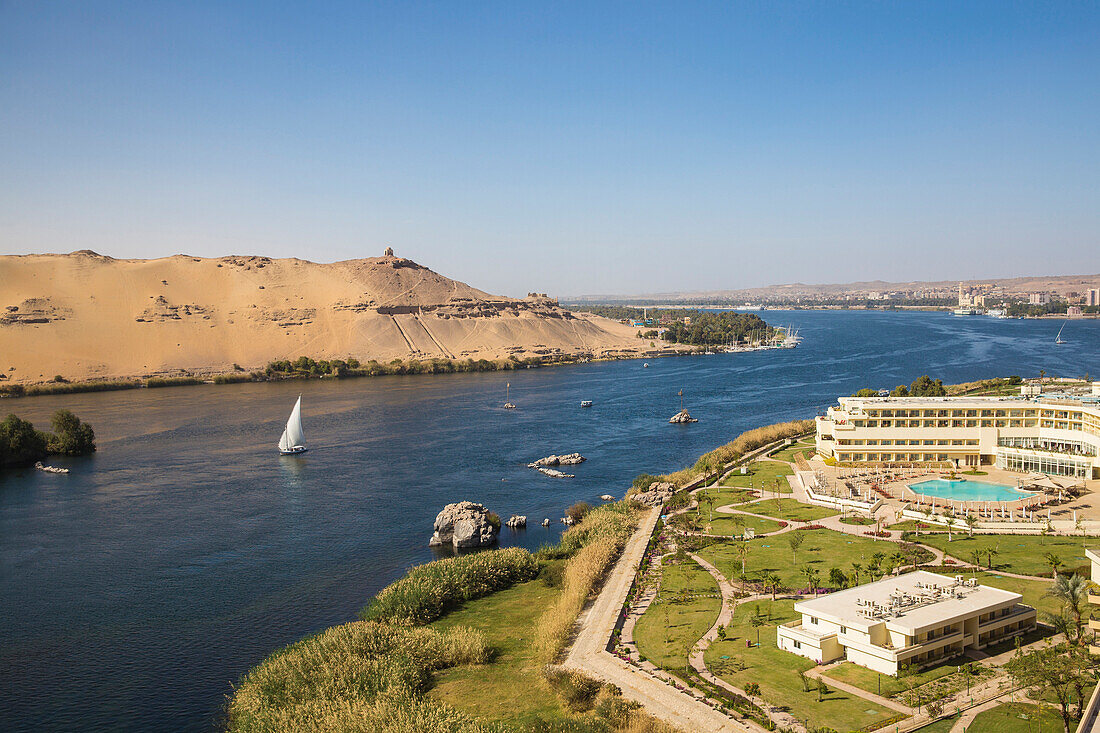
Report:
964,514,979,538
850,562,863,585
736,540,750,577
890,550,906,575
1044,573,1092,643
802,566,821,594
763,572,782,601
985,548,999,570
920,505,934,535
969,550,983,576
1045,552,1064,579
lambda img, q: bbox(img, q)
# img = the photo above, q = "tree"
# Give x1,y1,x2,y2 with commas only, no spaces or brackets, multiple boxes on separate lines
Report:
985,548,999,571
1046,553,1065,579
788,532,805,562
890,384,910,397
1006,643,1093,733
46,409,95,456
1044,573,1092,643
816,678,830,702
736,540,750,577
909,375,946,397
920,505,934,535
829,567,848,589
850,562,863,585
0,413,48,466
750,606,766,645
964,514,979,538
959,662,977,695
763,572,782,601
744,681,761,702
802,566,821,594
969,550,983,576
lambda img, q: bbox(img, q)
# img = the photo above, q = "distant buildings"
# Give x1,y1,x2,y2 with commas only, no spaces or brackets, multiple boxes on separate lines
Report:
777,571,1036,675
1087,288,1100,307
1029,292,1051,305
1068,306,1083,317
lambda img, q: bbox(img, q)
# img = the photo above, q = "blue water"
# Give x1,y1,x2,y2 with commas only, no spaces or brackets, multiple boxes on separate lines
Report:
908,478,1036,502
1,310,1098,731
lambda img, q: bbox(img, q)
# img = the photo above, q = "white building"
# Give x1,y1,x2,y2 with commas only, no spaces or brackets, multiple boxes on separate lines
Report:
816,394,1100,478
777,571,1036,675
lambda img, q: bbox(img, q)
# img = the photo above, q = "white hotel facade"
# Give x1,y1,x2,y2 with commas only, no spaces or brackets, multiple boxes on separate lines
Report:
777,571,1037,675
815,391,1100,479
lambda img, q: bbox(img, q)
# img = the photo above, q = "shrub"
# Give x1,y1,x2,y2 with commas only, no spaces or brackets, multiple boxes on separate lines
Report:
359,547,538,625
632,473,660,489
46,409,95,455
545,668,602,712
145,376,204,388
565,502,591,522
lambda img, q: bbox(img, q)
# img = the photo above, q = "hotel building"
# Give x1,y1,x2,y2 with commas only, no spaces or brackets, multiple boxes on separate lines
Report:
816,393,1100,479
777,571,1037,675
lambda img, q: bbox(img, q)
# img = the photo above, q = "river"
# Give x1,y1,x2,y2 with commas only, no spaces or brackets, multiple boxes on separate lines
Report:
1,310,1097,731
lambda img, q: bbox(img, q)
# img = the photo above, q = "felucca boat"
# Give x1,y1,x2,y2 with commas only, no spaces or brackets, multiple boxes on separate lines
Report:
278,395,308,454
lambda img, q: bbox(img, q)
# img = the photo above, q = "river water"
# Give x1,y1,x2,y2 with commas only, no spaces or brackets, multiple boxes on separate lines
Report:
1,310,1097,731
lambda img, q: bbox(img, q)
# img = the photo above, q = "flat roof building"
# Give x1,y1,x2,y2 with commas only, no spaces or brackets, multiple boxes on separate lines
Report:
777,571,1036,675
816,395,1100,478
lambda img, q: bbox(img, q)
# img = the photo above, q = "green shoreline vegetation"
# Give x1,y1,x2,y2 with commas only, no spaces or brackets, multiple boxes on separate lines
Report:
0,409,96,467
0,351,691,399
226,499,681,733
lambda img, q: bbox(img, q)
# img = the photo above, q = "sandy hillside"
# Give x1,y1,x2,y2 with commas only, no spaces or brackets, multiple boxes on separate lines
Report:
0,250,649,384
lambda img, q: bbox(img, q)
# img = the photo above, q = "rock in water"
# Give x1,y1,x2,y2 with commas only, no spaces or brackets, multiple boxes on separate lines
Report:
536,467,574,478
429,501,499,549
668,409,698,423
600,494,615,501
528,453,586,468
505,514,527,528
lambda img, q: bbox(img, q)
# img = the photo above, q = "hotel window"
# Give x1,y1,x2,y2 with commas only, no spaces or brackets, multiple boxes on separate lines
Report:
793,640,801,649
839,626,846,634
810,617,818,625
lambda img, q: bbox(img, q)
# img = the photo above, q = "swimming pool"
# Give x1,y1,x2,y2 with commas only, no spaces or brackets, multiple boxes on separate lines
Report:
908,478,1036,502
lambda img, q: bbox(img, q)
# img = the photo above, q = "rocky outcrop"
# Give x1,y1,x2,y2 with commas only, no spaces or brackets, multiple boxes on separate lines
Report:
428,501,499,549
630,481,676,507
528,453,586,467
505,515,526,528
536,467,574,478
600,494,615,501
668,410,698,424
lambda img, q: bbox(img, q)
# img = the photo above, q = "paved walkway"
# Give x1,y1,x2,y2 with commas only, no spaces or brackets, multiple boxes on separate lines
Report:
560,507,750,732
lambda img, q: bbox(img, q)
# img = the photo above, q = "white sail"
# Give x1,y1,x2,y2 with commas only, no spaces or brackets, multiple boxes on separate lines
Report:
279,396,305,450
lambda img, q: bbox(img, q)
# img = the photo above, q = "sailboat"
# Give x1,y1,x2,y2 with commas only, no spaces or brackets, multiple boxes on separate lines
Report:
278,395,308,455
1055,321,1067,345
504,382,516,409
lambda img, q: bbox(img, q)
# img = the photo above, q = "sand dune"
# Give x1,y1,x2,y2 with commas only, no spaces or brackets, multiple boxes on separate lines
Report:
0,250,650,384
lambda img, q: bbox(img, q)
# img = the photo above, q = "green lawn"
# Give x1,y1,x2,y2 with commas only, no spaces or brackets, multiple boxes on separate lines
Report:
721,459,794,494
968,702,1063,733
824,660,956,699
696,485,758,508
839,515,875,526
889,520,946,533
698,528,921,592
770,440,817,464
704,601,902,732
747,497,838,523
700,512,785,537
430,566,589,728
634,558,722,670
917,534,1096,577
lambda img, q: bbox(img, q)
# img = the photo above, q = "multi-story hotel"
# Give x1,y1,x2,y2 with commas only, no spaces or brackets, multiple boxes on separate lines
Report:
816,391,1100,478
777,571,1037,675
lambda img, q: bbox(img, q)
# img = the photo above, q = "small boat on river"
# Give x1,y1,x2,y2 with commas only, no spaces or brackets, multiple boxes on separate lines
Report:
580,400,593,407
278,395,308,455
34,461,69,474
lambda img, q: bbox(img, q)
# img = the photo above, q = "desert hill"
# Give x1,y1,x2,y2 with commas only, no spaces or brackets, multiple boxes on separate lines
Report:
0,250,649,384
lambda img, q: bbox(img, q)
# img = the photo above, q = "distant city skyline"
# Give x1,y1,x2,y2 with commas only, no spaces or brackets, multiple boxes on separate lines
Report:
2,2,1099,297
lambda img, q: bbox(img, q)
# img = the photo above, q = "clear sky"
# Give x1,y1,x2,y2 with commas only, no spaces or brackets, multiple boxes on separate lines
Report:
2,2,1098,297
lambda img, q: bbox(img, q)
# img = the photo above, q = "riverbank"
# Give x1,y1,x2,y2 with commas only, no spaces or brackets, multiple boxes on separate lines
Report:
0,348,701,399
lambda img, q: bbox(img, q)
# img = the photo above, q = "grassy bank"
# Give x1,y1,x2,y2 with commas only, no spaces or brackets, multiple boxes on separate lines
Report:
227,500,677,733
653,419,814,488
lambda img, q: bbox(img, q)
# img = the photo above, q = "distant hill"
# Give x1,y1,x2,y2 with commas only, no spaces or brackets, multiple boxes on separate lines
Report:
0,250,647,384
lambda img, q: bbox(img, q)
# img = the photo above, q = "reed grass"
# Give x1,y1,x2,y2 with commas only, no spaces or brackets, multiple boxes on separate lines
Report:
535,501,640,662
227,621,498,733
659,419,814,487
360,547,538,625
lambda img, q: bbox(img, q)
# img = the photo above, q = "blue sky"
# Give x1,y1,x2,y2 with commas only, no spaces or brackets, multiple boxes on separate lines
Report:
2,2,1098,296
